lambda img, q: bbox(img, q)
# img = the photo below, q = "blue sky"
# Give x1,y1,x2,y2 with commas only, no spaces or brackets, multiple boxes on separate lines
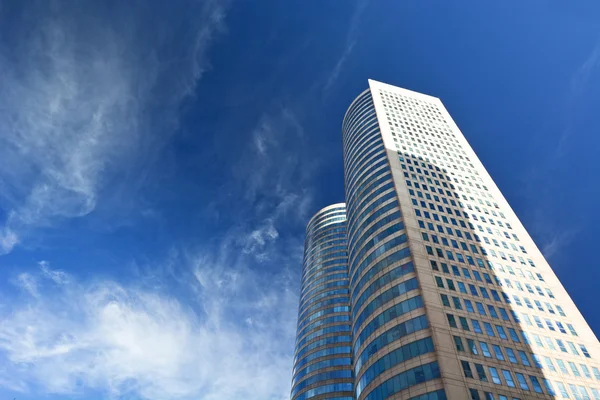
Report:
0,1,599,399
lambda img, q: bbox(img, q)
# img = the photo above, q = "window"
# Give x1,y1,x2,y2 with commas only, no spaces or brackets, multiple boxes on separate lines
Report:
515,373,529,390
543,356,556,372
472,319,483,334
518,351,531,366
489,367,501,384
580,344,591,358
493,345,505,360
460,317,470,331
529,376,543,393
454,336,465,351
480,342,492,358
568,362,580,377
467,339,478,355
447,314,457,328
496,325,507,340
475,363,488,382
484,322,495,337
441,294,451,307
469,388,481,400
462,360,474,378
542,379,556,396
556,359,569,374
435,276,444,288
502,370,516,387
464,299,474,312
556,381,569,398
505,347,518,363
452,296,463,309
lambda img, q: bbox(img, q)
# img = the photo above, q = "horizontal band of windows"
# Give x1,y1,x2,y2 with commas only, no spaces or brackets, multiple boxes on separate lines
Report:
301,271,348,295
408,389,447,400
342,97,374,134
345,146,386,185
344,132,384,175
353,277,420,337
300,277,349,303
342,90,371,128
347,197,398,243
296,306,350,332
346,165,391,207
354,295,424,350
347,173,393,217
294,346,352,371
301,265,347,289
349,225,405,274
298,295,349,322
349,234,409,285
305,227,346,249
348,211,402,261
298,288,349,311
294,334,352,365
351,252,412,299
297,304,350,332
347,187,397,233
353,261,415,316
291,369,353,397
303,238,346,263
356,337,435,397
303,249,347,271
292,382,353,400
292,356,352,384
305,217,346,237
347,187,396,232
343,98,374,135
344,117,379,153
303,244,347,267
344,132,384,174
294,323,351,356
355,314,429,374
362,361,441,400
306,209,346,233
296,315,351,343
344,117,379,152
302,258,347,282
344,118,380,153
346,156,389,194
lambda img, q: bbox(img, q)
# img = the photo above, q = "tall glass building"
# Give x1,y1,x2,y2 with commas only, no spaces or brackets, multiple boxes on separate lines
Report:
292,80,600,400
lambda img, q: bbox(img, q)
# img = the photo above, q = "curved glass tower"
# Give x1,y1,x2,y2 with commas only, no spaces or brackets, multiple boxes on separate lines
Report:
343,89,441,400
292,204,354,400
292,79,600,400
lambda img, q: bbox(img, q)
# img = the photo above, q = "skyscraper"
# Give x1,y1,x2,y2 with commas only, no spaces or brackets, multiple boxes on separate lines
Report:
292,79,600,400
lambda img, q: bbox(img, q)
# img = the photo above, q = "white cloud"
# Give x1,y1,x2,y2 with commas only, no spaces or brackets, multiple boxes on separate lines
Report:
323,0,370,94
0,258,297,400
0,1,227,254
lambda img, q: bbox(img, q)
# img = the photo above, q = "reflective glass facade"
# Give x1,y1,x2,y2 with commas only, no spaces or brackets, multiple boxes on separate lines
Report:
292,204,354,400
292,80,600,400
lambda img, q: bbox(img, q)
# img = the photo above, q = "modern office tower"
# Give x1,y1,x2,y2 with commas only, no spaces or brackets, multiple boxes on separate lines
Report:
292,79,600,400
292,204,354,400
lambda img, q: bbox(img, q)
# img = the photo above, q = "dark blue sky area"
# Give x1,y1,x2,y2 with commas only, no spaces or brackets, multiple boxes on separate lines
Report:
0,1,599,399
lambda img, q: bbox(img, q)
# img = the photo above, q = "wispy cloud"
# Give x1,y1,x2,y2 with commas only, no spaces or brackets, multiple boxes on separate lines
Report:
226,106,314,262
1,257,297,400
556,37,600,157
323,0,370,94
0,0,228,254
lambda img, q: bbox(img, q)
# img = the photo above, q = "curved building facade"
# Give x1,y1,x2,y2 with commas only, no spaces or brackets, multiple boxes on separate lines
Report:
292,204,354,400
293,79,600,400
342,89,441,400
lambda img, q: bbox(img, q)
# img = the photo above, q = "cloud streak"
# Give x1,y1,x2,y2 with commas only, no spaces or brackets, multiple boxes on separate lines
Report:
0,0,227,254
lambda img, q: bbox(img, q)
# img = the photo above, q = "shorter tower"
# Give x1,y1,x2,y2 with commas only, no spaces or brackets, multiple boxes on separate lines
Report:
292,204,354,400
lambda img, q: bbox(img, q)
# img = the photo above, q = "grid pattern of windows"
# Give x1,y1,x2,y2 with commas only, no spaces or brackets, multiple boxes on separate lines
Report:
292,81,600,400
